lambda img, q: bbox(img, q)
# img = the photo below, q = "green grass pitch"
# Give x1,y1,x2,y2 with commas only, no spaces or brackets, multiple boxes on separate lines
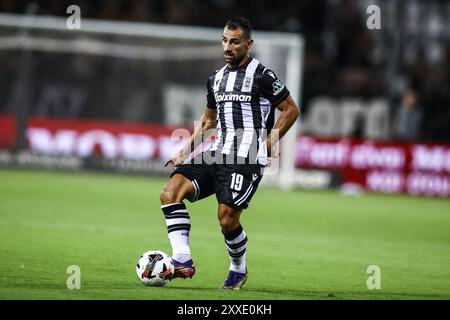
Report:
0,168,449,300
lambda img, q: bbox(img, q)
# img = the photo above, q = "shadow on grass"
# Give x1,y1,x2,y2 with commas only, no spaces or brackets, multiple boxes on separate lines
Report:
3,281,449,300
167,284,450,300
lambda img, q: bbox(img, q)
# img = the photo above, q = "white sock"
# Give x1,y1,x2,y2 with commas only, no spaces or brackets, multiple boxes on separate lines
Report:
161,203,192,262
223,224,247,273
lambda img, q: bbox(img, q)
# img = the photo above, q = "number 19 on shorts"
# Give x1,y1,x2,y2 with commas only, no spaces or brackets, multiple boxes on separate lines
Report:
231,173,244,191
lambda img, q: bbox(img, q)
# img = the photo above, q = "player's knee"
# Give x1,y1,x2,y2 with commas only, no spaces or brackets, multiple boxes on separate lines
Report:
220,219,236,234
160,174,194,205
159,184,182,204
218,210,240,233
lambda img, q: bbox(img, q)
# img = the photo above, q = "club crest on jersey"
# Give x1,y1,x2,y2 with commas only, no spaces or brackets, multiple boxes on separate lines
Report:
244,75,253,89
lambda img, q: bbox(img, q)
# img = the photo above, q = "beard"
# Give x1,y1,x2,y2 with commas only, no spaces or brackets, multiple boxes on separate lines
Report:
225,51,246,67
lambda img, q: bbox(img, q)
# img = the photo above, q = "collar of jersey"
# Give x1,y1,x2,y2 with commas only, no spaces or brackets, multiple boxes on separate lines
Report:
226,56,253,71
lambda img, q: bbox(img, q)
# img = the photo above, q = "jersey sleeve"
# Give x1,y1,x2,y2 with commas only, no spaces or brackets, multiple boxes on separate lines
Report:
258,68,290,106
206,75,216,109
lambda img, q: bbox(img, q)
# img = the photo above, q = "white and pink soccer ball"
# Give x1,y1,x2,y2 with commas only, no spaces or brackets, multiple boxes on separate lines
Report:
136,250,174,286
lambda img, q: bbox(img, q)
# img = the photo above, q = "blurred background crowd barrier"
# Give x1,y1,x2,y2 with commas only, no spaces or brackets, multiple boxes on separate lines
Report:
0,0,449,197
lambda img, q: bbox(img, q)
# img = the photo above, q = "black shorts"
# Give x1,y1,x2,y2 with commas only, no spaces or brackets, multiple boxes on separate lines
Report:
170,156,264,209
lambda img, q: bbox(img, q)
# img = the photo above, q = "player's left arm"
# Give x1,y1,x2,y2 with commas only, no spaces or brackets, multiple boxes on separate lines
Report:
267,96,300,155
257,68,300,156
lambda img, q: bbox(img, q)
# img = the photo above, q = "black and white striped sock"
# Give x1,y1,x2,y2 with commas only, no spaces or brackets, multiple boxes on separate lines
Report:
161,203,191,262
223,224,248,273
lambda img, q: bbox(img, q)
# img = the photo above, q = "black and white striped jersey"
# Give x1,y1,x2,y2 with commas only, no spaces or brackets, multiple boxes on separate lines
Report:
205,57,290,166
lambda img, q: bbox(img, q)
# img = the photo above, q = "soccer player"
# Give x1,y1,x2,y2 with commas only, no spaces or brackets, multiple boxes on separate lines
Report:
160,17,299,290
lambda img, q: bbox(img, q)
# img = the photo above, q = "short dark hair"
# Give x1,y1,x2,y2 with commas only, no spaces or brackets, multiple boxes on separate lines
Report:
225,17,253,39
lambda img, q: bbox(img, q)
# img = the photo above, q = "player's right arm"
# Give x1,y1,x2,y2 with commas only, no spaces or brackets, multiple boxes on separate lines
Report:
165,73,218,169
164,107,217,169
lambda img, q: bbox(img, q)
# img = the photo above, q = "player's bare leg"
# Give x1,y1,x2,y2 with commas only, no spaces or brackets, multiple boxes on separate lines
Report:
160,173,195,204
218,203,249,290
160,174,196,279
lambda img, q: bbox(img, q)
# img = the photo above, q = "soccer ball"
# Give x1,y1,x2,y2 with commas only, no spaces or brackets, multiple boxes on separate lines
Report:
136,250,174,286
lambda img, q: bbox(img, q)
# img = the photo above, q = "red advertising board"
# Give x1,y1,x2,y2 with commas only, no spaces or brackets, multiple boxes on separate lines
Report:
0,114,16,148
1,114,449,197
296,136,450,197
0,114,192,161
